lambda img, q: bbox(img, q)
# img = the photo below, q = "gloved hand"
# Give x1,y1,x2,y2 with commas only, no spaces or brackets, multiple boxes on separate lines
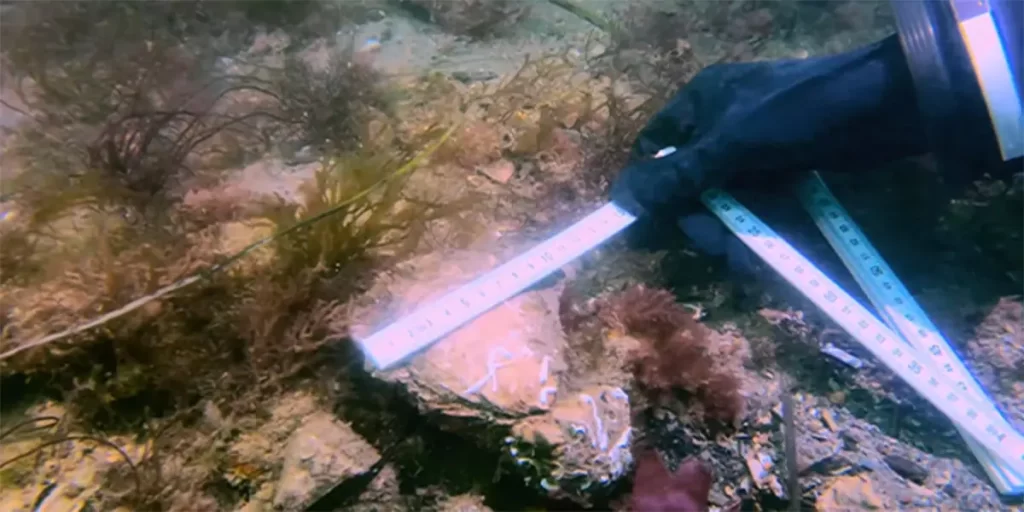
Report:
611,34,930,273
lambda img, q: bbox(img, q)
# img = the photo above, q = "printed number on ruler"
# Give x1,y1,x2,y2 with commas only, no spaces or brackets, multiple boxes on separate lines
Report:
361,146,684,369
797,174,1024,494
358,202,637,370
700,188,1024,473
358,143,1024,472
805,186,972,392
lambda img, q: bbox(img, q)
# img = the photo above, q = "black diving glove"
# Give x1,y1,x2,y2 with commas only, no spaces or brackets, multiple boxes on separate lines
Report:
611,34,930,272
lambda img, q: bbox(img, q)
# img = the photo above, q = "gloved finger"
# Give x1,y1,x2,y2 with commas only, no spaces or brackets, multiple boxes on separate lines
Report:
608,163,645,218
610,148,711,219
676,211,758,277
631,123,692,161
630,134,666,162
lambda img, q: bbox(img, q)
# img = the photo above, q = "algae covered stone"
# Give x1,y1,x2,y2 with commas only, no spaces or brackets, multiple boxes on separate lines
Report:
273,412,382,511
352,249,637,503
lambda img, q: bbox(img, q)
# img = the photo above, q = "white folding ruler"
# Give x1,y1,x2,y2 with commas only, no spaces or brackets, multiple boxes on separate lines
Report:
797,173,1023,493
701,187,1024,479
356,148,1024,480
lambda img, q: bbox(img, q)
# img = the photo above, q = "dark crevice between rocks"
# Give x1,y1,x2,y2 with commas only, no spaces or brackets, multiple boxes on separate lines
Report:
1,335,193,434
321,338,626,510
0,372,61,416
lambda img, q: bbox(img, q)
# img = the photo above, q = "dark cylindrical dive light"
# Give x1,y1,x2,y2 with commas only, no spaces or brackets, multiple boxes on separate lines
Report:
890,0,1022,182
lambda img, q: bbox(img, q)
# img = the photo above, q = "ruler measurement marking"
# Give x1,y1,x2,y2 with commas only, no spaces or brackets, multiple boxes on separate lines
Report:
798,174,1024,492
357,169,1024,477
358,202,637,369
802,180,1005,415
702,189,1024,473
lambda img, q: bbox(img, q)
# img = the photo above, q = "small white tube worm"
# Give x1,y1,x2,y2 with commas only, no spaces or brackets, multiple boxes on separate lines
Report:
538,355,551,385
538,386,557,406
579,394,607,450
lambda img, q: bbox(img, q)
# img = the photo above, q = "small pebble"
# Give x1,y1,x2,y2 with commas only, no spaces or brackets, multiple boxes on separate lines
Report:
941,482,956,497
883,454,929,485
828,390,846,405
820,409,839,431
799,454,854,477
839,431,859,451
451,69,498,83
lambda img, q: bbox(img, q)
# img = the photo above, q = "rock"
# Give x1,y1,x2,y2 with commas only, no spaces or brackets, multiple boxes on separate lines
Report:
968,297,1023,377
355,250,570,418
436,493,493,512
834,2,876,31
815,474,893,511
347,463,407,512
402,0,530,38
166,491,220,512
285,145,319,166
932,469,955,497
744,450,775,487
352,249,638,505
0,429,150,512
509,383,635,496
273,412,382,511
451,69,498,83
882,454,929,485
477,159,515,184
230,392,320,468
819,409,839,431
182,158,319,208
726,8,774,40
227,392,381,512
444,121,504,168
744,8,775,37
838,430,859,451
535,129,584,181
799,454,856,477
202,400,226,429
236,485,276,512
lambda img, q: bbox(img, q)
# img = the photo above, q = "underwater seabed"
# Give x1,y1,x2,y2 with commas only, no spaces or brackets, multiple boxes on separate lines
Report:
1,0,1022,510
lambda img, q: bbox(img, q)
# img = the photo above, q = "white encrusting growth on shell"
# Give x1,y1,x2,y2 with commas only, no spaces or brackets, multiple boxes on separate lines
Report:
581,388,635,481
538,386,558,406
463,346,515,395
578,393,607,450
604,387,628,402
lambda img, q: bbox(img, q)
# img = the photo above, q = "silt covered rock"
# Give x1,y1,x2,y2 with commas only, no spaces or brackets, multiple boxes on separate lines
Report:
229,392,381,512
352,249,638,504
273,412,382,510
